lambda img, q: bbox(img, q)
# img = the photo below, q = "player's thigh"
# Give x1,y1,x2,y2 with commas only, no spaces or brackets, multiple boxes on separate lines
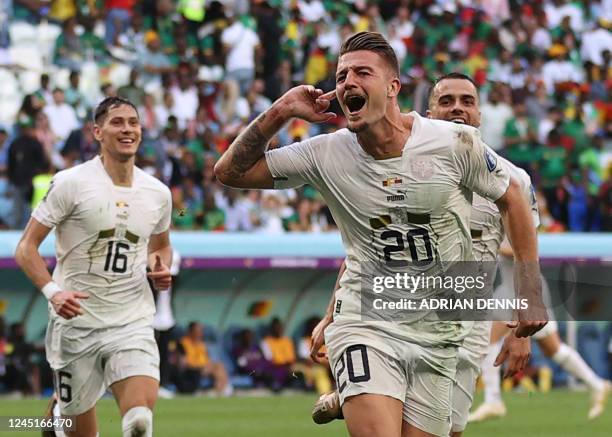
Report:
52,356,105,418
331,342,406,407
330,343,407,436
403,347,457,437
110,375,159,416
450,362,480,434
343,393,404,437
65,406,97,437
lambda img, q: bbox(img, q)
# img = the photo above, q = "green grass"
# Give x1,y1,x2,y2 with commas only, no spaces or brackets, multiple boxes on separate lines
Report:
0,390,610,436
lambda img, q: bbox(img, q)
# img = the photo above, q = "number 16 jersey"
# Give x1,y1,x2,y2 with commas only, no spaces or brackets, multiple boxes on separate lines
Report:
32,155,172,329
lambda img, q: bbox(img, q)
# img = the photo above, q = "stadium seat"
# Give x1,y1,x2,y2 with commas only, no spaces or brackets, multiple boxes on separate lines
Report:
107,63,131,88
8,22,37,46
18,70,41,94
8,45,43,73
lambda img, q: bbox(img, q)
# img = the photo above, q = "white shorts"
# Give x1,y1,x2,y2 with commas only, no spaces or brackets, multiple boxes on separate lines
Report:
327,323,458,437
451,322,490,433
46,317,159,415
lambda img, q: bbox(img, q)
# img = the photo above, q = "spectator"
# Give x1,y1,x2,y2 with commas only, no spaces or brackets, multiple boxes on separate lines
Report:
221,12,261,95
503,99,539,175
43,88,79,141
233,328,273,386
4,322,40,396
105,0,136,46
64,70,86,119
35,73,52,105
62,119,98,166
260,317,296,391
599,171,612,231
542,44,584,93
170,63,199,130
177,322,232,396
7,116,48,228
117,69,146,107
136,31,173,89
564,171,589,231
54,17,84,70
201,189,225,231
480,86,513,151
216,189,255,232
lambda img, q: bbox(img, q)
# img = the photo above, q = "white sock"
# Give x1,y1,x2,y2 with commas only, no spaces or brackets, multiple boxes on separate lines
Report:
482,339,504,405
122,406,153,437
552,343,605,392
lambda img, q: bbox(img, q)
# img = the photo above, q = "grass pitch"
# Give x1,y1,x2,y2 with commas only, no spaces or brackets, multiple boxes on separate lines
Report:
0,389,610,436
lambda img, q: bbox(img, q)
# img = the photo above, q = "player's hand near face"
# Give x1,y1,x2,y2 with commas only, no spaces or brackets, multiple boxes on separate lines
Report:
50,291,89,319
279,85,337,124
310,314,333,364
147,255,172,290
494,331,531,377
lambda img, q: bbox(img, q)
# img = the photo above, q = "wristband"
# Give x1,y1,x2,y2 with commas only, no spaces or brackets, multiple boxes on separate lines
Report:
41,281,62,300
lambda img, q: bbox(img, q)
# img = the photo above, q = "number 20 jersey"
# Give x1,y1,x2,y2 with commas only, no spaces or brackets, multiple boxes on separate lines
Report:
32,156,172,329
266,113,510,344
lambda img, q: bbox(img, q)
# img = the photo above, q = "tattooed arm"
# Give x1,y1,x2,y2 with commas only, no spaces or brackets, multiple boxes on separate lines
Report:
214,85,336,189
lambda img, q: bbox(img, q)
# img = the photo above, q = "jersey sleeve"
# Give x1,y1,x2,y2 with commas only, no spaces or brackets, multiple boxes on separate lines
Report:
265,138,320,189
514,167,540,228
152,185,173,235
454,126,510,202
31,173,75,228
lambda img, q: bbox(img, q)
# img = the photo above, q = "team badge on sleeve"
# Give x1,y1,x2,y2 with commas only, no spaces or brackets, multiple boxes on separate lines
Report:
484,148,497,172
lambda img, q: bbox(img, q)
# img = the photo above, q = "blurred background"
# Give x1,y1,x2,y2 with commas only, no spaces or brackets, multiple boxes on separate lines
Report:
0,0,610,432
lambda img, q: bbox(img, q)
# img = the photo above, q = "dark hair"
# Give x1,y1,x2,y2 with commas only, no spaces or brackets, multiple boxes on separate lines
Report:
428,72,478,107
93,96,139,124
339,31,399,77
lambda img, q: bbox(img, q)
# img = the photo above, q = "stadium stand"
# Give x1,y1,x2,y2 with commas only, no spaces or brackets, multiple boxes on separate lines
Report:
0,0,609,232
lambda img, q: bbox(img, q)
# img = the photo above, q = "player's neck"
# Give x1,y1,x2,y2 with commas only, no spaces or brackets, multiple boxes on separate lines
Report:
356,111,413,160
100,154,134,187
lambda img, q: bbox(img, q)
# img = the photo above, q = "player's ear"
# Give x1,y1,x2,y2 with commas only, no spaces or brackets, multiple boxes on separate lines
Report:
387,77,401,98
92,124,102,142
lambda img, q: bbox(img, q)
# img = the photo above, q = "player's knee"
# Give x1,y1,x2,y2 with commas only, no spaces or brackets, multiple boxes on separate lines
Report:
122,406,153,437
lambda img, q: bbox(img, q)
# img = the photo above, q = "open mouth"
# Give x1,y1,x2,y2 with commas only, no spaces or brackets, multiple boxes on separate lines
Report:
118,138,136,144
450,117,466,124
345,95,366,114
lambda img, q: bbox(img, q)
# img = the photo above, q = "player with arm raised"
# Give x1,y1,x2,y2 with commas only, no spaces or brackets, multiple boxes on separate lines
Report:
215,32,545,437
310,73,535,434
15,96,173,437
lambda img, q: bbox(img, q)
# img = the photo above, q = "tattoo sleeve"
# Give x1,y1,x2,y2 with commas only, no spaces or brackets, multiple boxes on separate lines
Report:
222,112,271,181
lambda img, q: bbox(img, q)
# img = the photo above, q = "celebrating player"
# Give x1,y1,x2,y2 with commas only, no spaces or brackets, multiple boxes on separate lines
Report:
15,96,173,437
215,32,545,437
311,73,536,436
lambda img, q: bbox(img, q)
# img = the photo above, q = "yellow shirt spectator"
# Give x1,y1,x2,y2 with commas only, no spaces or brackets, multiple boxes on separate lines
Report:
262,336,296,365
180,336,209,368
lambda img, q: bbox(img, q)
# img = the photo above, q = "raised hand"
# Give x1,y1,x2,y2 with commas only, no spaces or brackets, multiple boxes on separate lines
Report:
50,291,89,319
279,85,337,124
147,255,172,290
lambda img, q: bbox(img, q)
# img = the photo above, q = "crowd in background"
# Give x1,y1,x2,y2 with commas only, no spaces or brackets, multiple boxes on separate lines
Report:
0,313,334,396
0,0,610,232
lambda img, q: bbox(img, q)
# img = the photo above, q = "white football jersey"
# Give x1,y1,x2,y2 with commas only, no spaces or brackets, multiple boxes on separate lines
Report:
470,156,540,263
33,156,172,329
266,112,510,345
